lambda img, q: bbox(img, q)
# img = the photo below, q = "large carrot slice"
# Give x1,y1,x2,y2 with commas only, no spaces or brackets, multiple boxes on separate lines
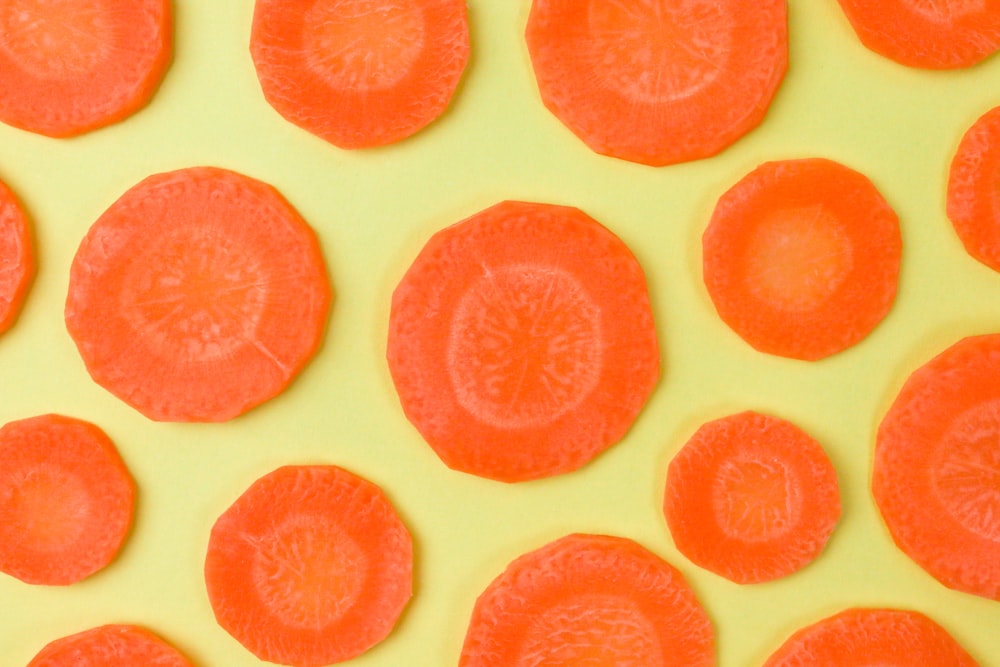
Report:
205,465,413,666
703,158,901,360
387,200,660,482
250,0,469,149
64,166,331,422
460,533,714,667
27,624,192,667
0,414,134,586
948,105,1000,272
524,0,788,166
0,178,34,336
664,411,840,584
0,0,171,137
875,334,1000,601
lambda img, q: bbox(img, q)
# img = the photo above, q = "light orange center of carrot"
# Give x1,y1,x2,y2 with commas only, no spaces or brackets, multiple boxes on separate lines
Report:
0,0,112,77
908,0,985,22
5,466,88,552
712,456,800,542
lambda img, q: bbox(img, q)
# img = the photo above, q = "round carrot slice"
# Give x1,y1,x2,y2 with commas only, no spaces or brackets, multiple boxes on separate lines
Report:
205,465,413,666
664,411,840,584
250,0,469,149
948,105,1000,272
875,334,1000,601
460,533,714,667
762,608,980,666
64,166,331,423
0,414,134,586
524,0,788,166
703,158,901,360
0,178,34,336
387,200,660,482
0,0,171,137
27,624,193,667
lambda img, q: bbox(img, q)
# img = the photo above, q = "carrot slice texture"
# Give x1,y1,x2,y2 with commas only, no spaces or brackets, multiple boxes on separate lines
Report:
387,200,660,482
875,334,1000,601
64,166,331,422
703,158,901,360
250,0,469,149
0,414,134,586
0,178,34,336
524,0,787,166
664,411,840,584
762,608,980,666
0,0,171,137
205,465,413,666
835,0,1000,69
27,624,193,667
460,533,714,667
948,105,1000,271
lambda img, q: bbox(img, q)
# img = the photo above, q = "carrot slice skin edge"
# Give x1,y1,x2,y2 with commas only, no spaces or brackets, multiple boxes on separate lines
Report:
948,105,1000,272
26,624,193,667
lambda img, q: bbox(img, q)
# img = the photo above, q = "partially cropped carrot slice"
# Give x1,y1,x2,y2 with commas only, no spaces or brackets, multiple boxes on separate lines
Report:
664,411,840,584
948,105,1000,272
64,166,331,422
27,624,193,667
703,158,901,360
387,200,660,482
0,414,134,585
250,0,469,149
525,0,788,166
460,534,714,667
0,178,33,335
875,334,1000,601
0,0,171,137
205,465,412,666
762,608,980,666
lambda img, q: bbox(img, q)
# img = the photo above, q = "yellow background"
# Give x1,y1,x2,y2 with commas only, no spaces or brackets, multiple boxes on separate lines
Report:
2,1,999,665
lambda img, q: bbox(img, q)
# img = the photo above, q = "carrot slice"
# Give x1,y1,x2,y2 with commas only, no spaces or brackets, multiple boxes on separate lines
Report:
387,200,660,482
664,411,840,584
948,105,1000,272
835,0,1000,69
64,166,332,422
875,334,1000,601
762,608,980,666
27,624,193,667
460,533,714,667
0,0,171,137
0,178,33,336
250,0,469,149
205,465,413,666
703,158,901,360
524,0,788,166
0,414,134,586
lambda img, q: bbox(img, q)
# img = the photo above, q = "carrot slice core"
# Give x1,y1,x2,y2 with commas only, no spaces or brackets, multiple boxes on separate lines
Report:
27,624,192,667
948,105,1000,271
0,178,33,335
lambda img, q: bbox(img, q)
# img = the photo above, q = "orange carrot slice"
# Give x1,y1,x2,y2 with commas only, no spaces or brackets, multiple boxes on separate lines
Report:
0,178,33,336
762,608,980,666
664,411,840,584
703,158,901,360
64,166,331,422
460,533,714,667
835,0,1000,70
205,465,412,666
875,334,1000,601
0,0,171,137
0,414,134,586
948,105,1000,272
524,0,788,166
27,624,192,667
250,0,469,149
387,200,660,482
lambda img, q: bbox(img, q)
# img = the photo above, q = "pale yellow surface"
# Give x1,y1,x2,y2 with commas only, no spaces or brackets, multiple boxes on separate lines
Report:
1,1,999,665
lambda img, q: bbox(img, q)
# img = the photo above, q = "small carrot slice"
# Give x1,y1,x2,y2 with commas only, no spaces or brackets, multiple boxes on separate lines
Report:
703,158,901,360
460,534,714,667
762,608,980,666
875,334,1000,601
0,0,171,137
27,624,193,667
387,200,660,482
0,414,134,586
835,0,1000,70
205,465,413,666
64,166,331,422
0,178,33,335
664,411,840,584
948,105,1000,272
524,0,788,166
250,0,469,149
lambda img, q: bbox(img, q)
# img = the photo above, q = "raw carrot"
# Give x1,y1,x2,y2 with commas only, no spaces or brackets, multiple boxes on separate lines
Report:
703,158,901,360
0,178,33,336
250,0,469,149
948,105,1000,272
664,411,840,584
524,0,788,166
387,200,660,482
0,0,171,137
204,465,412,666
875,334,1000,601
64,166,331,423
26,624,192,667
0,414,134,586
460,533,714,667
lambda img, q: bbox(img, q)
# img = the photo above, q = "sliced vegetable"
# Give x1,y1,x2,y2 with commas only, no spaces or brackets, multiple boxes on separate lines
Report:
0,178,33,335
948,104,1000,272
27,624,192,667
